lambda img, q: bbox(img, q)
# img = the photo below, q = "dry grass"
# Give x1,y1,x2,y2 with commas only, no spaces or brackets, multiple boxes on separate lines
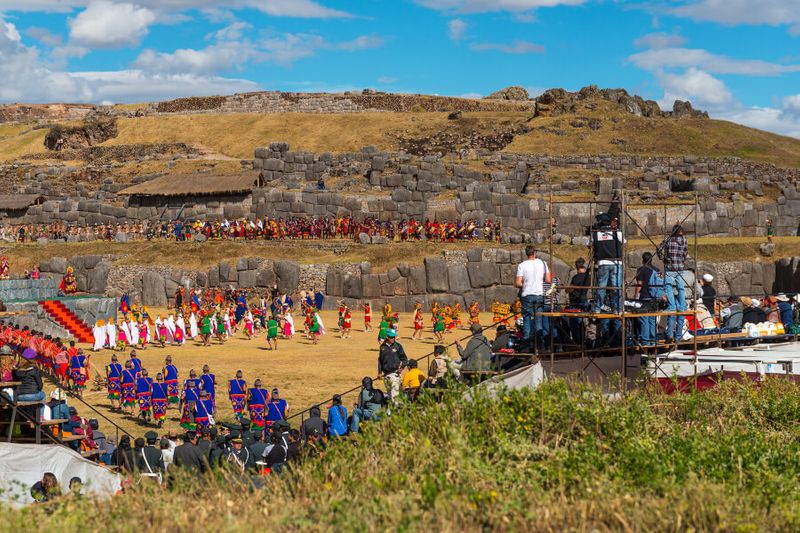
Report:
507,104,800,168
102,112,525,159
0,123,48,161
76,309,493,437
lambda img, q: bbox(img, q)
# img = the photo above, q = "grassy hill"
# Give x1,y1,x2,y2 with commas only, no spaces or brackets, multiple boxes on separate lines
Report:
2,94,800,167
3,378,799,530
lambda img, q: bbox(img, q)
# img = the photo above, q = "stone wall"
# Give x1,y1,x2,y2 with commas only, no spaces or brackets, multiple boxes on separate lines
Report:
54,249,800,312
11,144,800,242
152,92,533,115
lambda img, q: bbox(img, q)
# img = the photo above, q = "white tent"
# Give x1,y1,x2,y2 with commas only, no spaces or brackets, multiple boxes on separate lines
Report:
0,443,121,507
467,362,546,399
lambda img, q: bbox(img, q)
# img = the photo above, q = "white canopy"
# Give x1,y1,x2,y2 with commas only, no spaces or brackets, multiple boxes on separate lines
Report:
0,443,121,507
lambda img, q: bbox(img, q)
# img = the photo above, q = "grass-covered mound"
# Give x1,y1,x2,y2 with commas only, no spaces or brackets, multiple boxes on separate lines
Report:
4,378,800,531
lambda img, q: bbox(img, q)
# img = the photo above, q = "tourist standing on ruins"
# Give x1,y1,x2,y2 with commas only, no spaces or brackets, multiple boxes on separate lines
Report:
662,225,689,343
515,245,551,351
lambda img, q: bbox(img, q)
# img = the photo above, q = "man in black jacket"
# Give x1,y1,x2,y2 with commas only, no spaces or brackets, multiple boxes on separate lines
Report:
301,405,326,442
137,431,165,483
173,431,208,475
378,330,407,405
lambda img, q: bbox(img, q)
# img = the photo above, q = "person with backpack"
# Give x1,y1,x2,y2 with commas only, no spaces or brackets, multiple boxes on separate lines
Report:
327,394,348,437
301,405,326,442
349,377,383,433
634,252,661,346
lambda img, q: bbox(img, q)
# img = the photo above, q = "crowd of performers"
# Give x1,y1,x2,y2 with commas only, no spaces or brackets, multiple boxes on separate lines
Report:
3,216,503,243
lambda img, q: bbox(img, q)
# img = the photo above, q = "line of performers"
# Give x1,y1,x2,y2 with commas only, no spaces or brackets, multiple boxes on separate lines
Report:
105,353,288,431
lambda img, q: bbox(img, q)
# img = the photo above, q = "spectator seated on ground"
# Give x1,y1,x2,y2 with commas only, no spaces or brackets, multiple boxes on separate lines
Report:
327,394,348,438
301,405,326,442
349,377,384,434
401,359,425,401
719,297,744,333
454,323,494,374
30,472,60,503
425,344,453,388
491,325,512,352
741,297,766,325
776,294,795,330
45,388,70,422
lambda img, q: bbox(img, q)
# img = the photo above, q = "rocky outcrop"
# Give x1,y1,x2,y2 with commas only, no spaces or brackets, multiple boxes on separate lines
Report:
44,117,118,151
534,85,707,119
485,86,530,101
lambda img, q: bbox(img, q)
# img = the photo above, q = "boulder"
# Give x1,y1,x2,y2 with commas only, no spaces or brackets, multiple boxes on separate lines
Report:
237,258,249,271
50,257,68,275
425,257,449,293
485,86,529,101
360,262,372,275
114,232,128,243
208,265,220,287
87,261,111,294
466,248,484,262
447,264,471,294
195,272,208,287
238,270,257,287
372,235,388,244
256,268,276,288
485,285,520,305
326,270,344,296
275,261,300,294
759,242,776,257
387,267,401,282
358,232,371,244
362,274,381,298
218,262,231,283
343,274,363,299
407,265,427,295
467,262,499,288
142,271,167,307
194,233,208,243
381,277,408,297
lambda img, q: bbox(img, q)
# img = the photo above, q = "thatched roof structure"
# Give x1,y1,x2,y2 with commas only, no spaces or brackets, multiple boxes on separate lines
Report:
0,194,45,211
119,172,263,197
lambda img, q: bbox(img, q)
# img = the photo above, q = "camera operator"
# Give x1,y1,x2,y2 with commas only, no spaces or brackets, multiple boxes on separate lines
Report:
591,213,625,345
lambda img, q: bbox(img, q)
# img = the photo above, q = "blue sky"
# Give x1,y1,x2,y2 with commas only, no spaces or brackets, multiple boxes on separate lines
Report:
1,1,799,136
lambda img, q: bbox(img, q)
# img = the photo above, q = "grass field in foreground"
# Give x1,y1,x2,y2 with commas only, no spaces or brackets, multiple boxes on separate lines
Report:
4,378,799,531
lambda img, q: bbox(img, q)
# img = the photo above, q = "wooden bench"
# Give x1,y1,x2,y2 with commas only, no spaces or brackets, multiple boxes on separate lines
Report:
39,418,69,426
59,435,85,443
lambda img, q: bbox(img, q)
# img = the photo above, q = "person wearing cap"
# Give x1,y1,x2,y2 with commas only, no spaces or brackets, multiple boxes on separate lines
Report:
378,329,407,405
454,323,494,374
327,395,348,438
247,430,268,467
224,436,253,473
700,274,717,316
137,430,165,483
266,388,288,427
47,388,70,422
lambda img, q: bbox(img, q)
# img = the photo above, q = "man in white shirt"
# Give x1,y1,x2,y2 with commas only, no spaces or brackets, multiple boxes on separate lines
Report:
515,245,552,351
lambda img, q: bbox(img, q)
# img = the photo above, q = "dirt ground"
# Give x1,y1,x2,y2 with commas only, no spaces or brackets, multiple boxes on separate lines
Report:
75,310,497,438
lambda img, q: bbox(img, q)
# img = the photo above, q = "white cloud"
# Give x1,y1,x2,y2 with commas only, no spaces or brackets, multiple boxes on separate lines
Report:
0,0,352,18
715,105,800,139
0,12,255,103
377,76,398,84
337,35,384,51
671,1,800,30
207,21,251,42
134,42,253,75
448,18,467,41
634,31,686,50
25,26,63,47
470,40,545,54
459,92,482,98
783,94,800,115
657,68,733,109
629,48,800,76
415,0,585,14
68,1,156,48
